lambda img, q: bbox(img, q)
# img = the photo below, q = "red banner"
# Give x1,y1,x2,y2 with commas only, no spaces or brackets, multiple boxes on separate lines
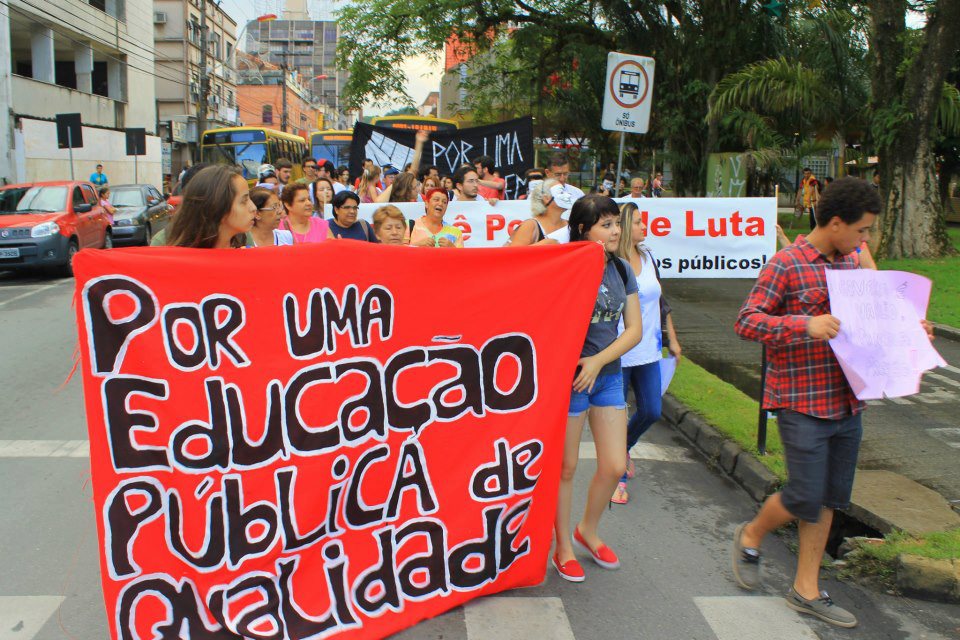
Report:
72,241,603,639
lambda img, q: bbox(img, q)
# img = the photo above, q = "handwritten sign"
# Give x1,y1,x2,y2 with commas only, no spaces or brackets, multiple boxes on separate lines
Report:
826,269,947,399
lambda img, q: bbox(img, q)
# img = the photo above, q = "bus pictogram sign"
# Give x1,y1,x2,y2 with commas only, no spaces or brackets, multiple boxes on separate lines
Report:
602,53,656,134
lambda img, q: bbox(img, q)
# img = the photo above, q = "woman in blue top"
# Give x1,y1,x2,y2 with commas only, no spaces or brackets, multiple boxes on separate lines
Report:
610,202,682,505
553,194,643,583
329,190,377,242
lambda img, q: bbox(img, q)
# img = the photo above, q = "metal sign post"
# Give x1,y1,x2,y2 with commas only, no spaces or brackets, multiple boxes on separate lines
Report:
67,129,75,181
601,52,655,195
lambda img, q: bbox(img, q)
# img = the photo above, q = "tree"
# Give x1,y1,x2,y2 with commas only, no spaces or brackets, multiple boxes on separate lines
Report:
869,0,960,258
384,106,419,117
336,0,784,195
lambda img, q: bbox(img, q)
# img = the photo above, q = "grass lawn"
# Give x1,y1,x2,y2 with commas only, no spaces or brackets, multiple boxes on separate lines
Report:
669,359,787,480
777,215,960,327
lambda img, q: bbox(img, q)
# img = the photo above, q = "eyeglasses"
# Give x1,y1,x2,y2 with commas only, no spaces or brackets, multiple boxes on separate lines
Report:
259,203,283,212
338,205,359,211
551,171,570,177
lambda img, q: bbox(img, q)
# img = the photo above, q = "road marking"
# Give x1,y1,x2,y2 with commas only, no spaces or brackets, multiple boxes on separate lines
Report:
944,365,960,375
0,281,69,309
925,371,960,389
0,440,89,458
888,396,913,405
0,596,65,640
926,428,960,449
464,597,575,640
694,596,818,640
579,441,693,463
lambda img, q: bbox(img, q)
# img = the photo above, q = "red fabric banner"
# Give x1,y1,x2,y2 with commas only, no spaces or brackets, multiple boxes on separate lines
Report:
72,241,603,639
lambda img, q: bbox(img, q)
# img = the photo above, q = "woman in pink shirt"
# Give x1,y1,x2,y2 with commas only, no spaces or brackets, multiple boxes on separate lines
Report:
278,183,333,242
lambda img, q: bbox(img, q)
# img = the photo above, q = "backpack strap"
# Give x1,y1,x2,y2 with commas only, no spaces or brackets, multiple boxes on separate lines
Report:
360,219,373,242
611,255,629,287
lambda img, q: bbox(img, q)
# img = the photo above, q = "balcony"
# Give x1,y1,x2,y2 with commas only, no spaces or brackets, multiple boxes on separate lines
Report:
11,75,123,128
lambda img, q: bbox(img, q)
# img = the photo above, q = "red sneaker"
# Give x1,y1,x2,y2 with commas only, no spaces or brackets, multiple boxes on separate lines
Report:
552,553,585,583
573,527,621,569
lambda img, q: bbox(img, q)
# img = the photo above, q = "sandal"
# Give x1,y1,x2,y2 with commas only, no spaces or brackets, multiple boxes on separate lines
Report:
625,455,636,480
611,482,629,505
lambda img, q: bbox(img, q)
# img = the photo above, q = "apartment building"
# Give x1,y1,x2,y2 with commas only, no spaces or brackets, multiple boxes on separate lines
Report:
1,0,161,185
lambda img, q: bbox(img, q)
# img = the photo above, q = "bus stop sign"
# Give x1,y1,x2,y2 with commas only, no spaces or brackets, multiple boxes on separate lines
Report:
601,53,655,134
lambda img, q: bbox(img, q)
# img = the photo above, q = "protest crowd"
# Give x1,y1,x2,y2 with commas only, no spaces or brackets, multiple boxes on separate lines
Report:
133,139,940,634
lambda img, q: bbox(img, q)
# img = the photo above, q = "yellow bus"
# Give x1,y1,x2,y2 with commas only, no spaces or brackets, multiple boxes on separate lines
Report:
370,115,459,133
200,127,309,183
310,130,353,169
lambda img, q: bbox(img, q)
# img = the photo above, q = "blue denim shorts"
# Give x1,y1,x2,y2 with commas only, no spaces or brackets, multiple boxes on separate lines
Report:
568,371,627,416
777,409,863,523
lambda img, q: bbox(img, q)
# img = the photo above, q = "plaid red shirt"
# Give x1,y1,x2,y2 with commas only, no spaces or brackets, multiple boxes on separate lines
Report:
735,238,864,419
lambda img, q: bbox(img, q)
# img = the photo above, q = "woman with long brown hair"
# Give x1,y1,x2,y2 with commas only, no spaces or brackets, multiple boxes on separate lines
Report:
278,183,333,243
358,165,382,204
161,165,256,248
377,171,420,203
313,176,335,215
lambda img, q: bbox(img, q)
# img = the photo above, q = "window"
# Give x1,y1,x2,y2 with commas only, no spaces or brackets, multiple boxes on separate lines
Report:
73,187,85,207
81,185,98,203
262,105,273,124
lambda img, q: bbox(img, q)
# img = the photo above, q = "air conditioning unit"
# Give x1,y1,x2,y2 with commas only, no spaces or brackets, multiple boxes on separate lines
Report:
154,11,167,24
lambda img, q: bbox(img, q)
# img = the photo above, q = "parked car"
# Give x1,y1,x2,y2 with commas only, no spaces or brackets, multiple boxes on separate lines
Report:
0,181,112,276
109,184,173,246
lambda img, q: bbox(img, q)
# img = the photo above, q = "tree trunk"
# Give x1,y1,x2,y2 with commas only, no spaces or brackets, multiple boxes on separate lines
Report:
870,0,960,258
879,135,953,257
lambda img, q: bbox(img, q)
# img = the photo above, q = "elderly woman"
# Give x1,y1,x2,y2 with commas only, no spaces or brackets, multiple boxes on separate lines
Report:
277,183,333,242
508,178,570,246
409,188,462,248
372,205,407,245
249,187,294,247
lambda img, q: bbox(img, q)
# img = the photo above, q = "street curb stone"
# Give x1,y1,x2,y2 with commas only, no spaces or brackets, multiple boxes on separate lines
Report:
933,323,960,342
895,555,960,604
661,392,780,503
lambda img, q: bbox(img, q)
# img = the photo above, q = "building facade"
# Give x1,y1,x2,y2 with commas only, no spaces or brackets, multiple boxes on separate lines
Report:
236,55,319,140
242,18,354,130
1,0,161,186
154,0,239,184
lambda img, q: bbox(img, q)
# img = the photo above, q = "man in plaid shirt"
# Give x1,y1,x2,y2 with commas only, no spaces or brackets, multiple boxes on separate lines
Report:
730,177,932,628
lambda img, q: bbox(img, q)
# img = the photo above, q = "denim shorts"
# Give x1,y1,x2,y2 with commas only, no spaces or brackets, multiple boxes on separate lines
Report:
568,371,626,416
777,409,863,523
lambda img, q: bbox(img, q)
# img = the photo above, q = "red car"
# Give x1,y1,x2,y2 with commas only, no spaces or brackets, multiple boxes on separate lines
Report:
0,180,112,276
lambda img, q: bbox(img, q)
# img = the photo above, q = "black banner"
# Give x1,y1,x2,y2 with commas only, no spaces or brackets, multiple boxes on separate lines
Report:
349,117,535,199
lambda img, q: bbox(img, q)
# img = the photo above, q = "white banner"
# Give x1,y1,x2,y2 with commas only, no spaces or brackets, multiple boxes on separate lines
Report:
326,197,777,278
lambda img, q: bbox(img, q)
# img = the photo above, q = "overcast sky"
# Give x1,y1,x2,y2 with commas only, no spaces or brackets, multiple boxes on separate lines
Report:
218,0,442,116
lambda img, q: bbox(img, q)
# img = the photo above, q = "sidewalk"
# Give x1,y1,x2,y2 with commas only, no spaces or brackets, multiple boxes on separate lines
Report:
667,278,960,509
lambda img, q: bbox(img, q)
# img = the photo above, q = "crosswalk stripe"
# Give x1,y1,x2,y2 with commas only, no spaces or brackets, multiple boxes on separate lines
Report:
0,596,65,640
943,364,960,375
463,597,575,640
925,371,960,389
694,596,818,640
0,440,89,458
578,441,693,463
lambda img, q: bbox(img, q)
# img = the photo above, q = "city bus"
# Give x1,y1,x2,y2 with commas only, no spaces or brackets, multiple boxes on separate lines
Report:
370,115,459,133
310,130,353,169
200,127,309,184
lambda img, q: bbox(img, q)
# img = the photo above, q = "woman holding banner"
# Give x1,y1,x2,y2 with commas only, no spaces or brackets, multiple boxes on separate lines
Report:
554,194,642,583
249,188,294,247
278,183,333,242
610,202,682,505
409,188,462,248
508,179,569,246
161,165,256,249
372,205,407,245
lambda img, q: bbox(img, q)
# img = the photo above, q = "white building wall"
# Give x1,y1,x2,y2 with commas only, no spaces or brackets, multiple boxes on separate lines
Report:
19,118,162,187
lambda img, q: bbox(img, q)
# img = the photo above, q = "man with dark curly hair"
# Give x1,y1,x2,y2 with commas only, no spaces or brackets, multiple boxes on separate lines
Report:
730,177,932,628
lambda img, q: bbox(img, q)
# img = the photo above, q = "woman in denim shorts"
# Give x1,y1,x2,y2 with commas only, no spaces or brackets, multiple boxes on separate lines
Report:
552,195,643,583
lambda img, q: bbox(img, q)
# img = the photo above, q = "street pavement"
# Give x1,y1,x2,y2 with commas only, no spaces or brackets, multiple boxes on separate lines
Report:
1,270,958,639
668,277,960,510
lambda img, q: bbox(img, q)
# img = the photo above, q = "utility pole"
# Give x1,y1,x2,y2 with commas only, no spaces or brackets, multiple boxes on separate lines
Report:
280,58,288,133
196,0,209,158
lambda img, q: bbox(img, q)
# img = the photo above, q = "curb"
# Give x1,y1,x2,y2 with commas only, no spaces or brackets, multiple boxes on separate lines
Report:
933,323,960,342
661,394,780,503
896,555,960,604
661,393,960,604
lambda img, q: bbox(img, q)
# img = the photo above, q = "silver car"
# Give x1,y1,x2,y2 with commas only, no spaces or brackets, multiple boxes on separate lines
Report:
109,184,172,246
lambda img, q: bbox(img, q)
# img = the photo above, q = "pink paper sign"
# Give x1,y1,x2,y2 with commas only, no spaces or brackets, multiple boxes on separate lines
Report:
825,269,947,400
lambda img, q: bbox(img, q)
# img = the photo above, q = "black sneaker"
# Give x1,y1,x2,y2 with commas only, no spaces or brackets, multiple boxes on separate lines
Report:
731,522,761,590
785,588,858,628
